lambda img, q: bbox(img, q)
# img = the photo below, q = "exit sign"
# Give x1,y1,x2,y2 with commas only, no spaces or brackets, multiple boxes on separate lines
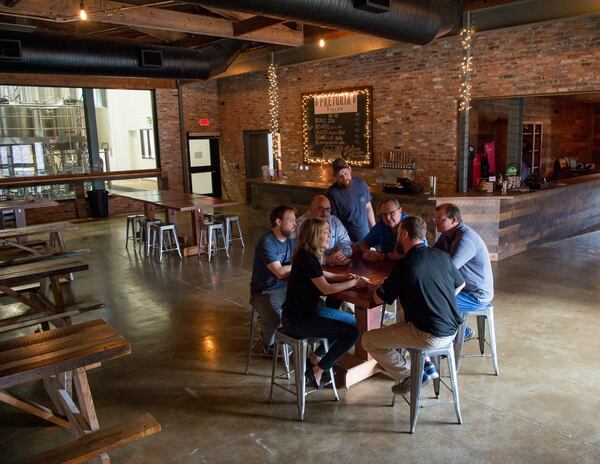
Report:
198,118,209,126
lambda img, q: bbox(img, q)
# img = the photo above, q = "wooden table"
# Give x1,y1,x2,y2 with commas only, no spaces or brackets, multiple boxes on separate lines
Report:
0,257,90,330
0,319,131,463
0,221,77,255
0,199,59,242
112,190,238,256
327,256,395,388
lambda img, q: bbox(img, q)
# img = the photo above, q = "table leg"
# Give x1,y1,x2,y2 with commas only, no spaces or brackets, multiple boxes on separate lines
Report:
15,207,27,243
336,304,385,389
144,203,155,220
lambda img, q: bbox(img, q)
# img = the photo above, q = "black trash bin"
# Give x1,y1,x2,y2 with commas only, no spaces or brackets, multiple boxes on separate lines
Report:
87,189,109,218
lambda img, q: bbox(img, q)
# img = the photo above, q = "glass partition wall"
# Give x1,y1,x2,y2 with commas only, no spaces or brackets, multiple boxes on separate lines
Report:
0,85,159,199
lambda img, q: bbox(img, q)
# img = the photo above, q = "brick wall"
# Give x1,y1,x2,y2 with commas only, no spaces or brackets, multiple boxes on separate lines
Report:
215,14,600,203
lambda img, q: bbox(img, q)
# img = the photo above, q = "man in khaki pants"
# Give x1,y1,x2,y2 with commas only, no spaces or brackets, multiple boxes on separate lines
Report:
361,216,465,395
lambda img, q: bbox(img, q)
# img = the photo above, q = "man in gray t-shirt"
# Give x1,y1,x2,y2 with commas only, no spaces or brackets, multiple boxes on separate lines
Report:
433,203,494,333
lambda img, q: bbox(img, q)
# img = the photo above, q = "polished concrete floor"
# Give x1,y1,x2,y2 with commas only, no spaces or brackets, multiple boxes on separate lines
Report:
1,205,599,463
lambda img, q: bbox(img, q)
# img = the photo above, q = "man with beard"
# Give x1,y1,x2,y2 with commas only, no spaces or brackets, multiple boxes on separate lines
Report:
325,157,376,243
296,195,352,266
361,216,465,394
250,205,297,353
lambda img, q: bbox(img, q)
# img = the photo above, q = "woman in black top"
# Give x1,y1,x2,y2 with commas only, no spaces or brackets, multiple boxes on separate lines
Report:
283,218,368,388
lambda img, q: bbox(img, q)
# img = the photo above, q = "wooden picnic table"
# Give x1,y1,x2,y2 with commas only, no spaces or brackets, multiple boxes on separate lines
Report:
0,319,131,463
0,221,77,255
0,199,59,242
327,256,395,388
0,257,93,331
113,190,238,256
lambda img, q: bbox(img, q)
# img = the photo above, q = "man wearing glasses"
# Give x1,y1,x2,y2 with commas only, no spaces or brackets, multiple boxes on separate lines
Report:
296,195,352,266
325,157,376,243
360,198,407,262
432,203,494,340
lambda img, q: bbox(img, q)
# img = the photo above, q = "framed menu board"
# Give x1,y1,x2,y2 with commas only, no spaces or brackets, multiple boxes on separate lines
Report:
302,87,373,167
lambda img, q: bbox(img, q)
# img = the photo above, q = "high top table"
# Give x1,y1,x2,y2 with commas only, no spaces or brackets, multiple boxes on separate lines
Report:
326,256,395,388
113,190,238,256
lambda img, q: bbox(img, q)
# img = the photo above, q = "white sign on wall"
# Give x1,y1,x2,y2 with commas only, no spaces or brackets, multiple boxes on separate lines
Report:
314,92,358,115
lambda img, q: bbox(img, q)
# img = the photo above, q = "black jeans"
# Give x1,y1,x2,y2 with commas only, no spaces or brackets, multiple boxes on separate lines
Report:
283,314,360,371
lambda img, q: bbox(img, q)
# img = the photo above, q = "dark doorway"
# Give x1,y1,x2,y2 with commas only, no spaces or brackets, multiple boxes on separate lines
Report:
243,130,270,200
187,134,222,197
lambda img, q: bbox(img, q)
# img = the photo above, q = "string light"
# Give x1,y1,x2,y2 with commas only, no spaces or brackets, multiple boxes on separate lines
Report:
79,1,88,20
267,62,281,167
459,27,474,111
301,87,372,167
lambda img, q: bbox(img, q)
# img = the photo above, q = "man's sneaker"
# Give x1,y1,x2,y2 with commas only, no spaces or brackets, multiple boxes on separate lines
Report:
422,360,439,386
464,326,474,342
391,377,412,396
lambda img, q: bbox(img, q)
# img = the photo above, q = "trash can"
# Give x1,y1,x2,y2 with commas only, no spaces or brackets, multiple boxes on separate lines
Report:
87,189,109,218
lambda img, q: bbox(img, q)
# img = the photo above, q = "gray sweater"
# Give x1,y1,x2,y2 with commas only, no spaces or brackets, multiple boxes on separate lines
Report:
434,222,494,302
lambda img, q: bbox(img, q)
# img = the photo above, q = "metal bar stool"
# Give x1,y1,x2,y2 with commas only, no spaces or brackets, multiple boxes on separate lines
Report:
149,223,182,261
199,223,229,262
269,328,339,421
245,306,290,377
125,214,145,249
224,215,245,249
454,305,499,375
141,218,162,254
392,344,462,433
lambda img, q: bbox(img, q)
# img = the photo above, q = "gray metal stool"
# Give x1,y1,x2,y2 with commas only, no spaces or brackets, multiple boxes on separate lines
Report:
269,328,339,421
454,305,499,375
245,306,290,377
199,223,229,261
125,214,145,249
148,223,182,261
392,344,462,433
141,218,161,253
224,215,245,249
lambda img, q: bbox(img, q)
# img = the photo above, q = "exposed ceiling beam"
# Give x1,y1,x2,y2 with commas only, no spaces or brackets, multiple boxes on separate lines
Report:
132,26,188,43
0,0,304,46
232,15,283,36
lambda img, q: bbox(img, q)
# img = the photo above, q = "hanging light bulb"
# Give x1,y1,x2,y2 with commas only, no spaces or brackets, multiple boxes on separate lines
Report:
80,1,88,21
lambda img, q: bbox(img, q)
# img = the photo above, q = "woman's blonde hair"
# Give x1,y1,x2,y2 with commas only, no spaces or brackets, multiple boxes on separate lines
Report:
295,217,329,262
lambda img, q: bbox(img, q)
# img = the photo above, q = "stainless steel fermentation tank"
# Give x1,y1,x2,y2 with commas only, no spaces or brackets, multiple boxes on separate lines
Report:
0,103,89,176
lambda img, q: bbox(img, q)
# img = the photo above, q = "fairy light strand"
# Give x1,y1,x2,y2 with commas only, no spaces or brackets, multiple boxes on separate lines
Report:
267,63,281,164
459,27,474,112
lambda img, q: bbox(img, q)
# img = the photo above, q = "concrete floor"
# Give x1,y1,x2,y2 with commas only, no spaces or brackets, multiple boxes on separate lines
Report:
1,205,599,463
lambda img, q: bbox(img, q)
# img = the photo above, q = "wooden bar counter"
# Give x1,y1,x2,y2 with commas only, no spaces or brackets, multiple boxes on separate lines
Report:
247,173,600,261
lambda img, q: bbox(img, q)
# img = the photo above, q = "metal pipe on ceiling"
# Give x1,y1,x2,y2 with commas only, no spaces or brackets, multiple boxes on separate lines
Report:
192,0,463,45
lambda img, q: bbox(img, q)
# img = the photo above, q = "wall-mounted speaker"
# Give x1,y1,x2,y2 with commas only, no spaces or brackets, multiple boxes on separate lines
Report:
140,49,163,68
0,39,22,61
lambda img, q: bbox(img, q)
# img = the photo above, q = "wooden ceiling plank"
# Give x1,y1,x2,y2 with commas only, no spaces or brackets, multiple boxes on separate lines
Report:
233,15,284,37
0,0,304,46
132,26,188,43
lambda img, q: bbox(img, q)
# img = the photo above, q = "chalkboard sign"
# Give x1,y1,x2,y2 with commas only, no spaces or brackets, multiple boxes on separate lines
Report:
302,87,373,167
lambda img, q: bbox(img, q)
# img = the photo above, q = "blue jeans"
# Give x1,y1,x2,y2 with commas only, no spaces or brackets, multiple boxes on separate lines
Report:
314,306,356,359
456,291,491,313
455,291,492,340
283,306,358,371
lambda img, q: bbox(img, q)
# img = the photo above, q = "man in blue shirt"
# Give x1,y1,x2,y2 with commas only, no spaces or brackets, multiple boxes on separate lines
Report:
433,203,494,338
250,205,297,351
325,157,376,243
296,195,352,266
360,198,407,262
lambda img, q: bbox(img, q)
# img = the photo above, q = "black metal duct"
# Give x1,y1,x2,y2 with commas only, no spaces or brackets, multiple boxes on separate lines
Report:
193,0,463,44
0,31,244,79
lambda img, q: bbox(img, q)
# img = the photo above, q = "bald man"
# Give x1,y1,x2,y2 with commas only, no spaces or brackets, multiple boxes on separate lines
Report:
296,195,352,266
